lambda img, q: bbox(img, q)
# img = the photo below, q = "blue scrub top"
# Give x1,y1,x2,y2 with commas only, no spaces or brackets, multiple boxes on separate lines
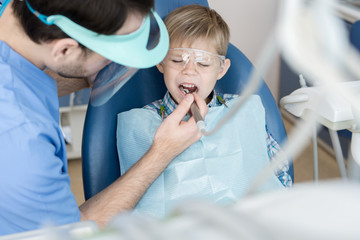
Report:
0,41,81,236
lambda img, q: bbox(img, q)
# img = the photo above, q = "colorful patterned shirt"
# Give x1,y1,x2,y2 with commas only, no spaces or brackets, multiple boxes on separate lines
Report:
144,91,293,187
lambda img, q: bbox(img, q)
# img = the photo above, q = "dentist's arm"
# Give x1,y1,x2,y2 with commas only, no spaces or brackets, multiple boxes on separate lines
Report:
79,93,208,227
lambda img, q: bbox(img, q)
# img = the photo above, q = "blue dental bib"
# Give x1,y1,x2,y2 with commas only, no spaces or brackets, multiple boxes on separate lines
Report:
117,95,284,218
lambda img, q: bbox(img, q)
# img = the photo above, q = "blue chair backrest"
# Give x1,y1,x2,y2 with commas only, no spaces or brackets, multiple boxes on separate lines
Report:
350,20,360,51
335,20,360,141
82,0,293,200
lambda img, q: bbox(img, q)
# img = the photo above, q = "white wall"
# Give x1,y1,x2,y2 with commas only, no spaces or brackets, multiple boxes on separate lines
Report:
208,0,281,101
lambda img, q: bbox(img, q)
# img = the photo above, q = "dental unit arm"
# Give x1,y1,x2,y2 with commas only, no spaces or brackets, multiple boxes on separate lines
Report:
280,80,360,166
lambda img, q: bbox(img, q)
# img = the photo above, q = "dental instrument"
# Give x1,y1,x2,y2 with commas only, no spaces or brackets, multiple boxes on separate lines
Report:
190,102,206,133
179,85,206,133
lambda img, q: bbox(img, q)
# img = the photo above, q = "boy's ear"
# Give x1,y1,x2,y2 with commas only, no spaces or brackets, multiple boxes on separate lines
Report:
50,38,80,62
156,62,164,73
217,58,231,80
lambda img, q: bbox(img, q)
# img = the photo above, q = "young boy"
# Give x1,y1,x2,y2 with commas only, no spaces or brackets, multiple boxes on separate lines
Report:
116,5,292,218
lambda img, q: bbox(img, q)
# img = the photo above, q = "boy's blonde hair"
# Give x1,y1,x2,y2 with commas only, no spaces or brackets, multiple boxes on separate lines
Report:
164,5,230,56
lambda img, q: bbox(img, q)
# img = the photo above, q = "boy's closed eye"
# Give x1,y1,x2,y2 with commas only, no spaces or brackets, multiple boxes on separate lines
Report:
171,59,183,63
197,62,210,67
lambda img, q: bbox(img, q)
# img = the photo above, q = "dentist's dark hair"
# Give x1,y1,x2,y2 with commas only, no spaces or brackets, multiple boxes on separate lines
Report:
12,0,153,48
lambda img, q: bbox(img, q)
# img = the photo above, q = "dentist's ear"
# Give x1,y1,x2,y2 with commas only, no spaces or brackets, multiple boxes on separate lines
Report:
217,58,231,80
51,38,80,62
156,62,165,73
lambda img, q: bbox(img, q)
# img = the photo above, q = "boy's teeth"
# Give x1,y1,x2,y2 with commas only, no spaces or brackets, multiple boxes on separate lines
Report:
180,84,197,94
180,87,189,94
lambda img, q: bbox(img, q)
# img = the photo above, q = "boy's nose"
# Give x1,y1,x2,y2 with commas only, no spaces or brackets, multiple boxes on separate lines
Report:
182,58,198,74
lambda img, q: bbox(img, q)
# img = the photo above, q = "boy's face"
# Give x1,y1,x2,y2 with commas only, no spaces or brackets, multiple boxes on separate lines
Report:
157,38,230,104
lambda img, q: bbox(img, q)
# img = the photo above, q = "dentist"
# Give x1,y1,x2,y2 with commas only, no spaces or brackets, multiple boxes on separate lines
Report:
0,0,207,235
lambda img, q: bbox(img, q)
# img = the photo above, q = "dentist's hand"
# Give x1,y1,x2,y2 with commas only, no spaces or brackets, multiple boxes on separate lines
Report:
80,93,208,225
152,93,208,160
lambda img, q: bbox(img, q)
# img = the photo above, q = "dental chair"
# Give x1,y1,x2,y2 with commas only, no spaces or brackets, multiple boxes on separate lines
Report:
81,0,294,200
350,20,360,51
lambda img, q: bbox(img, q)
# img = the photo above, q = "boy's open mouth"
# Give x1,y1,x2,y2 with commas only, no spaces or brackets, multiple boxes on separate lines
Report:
179,84,198,94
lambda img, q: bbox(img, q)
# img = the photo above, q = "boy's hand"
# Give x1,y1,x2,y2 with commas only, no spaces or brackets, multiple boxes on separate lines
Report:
152,94,208,160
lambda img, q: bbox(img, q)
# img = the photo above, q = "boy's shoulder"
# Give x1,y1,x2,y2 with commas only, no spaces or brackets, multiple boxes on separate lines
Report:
143,99,163,113
219,93,262,102
213,92,239,107
220,93,239,101
214,93,264,110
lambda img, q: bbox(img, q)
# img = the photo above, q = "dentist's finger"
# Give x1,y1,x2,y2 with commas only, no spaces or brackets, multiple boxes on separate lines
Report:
192,92,209,118
166,94,194,123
